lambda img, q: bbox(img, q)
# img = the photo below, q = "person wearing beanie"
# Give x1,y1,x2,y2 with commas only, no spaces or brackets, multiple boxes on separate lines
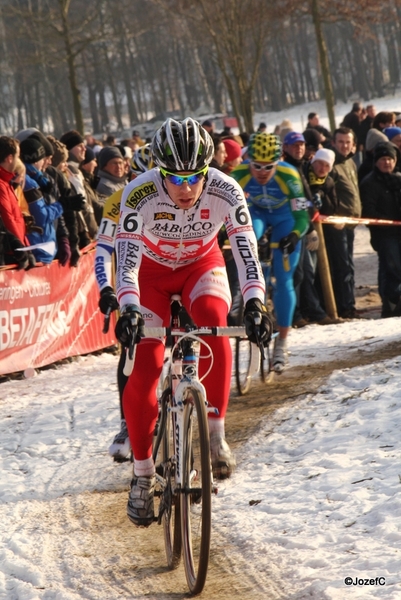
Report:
311,148,336,170
201,119,214,135
19,138,46,166
58,129,91,251
383,127,401,150
79,146,104,232
20,138,54,196
302,128,323,160
117,144,133,175
221,138,242,174
54,131,91,265
360,139,401,317
282,132,336,327
59,130,86,161
358,128,389,183
96,146,127,196
19,137,65,265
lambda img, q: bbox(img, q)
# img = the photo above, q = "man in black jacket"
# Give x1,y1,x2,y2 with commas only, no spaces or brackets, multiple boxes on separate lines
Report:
360,142,401,317
325,127,361,319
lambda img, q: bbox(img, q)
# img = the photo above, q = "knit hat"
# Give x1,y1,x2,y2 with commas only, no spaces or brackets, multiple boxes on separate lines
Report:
311,148,336,169
98,146,123,170
47,136,68,167
15,128,41,143
283,131,305,145
30,132,54,157
19,138,46,164
365,128,388,152
223,138,242,163
373,142,397,162
118,145,133,160
82,147,96,165
59,129,85,151
383,127,401,141
302,129,322,150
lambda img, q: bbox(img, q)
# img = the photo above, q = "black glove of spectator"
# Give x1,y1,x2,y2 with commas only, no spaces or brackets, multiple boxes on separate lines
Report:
70,247,81,267
23,214,43,235
243,298,273,346
56,236,71,267
99,286,119,315
79,230,91,249
279,231,299,255
115,305,145,347
15,250,30,270
27,251,36,269
59,194,87,212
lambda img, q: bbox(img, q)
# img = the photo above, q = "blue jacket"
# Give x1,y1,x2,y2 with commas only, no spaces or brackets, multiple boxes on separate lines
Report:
24,174,63,263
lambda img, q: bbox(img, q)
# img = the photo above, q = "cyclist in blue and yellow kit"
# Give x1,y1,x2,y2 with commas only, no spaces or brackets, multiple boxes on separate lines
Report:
231,133,310,372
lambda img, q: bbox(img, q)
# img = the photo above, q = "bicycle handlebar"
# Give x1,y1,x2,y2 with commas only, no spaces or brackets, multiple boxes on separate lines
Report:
142,325,248,338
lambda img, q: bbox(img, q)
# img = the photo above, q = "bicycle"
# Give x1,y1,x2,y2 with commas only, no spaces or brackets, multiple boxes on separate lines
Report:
233,231,275,395
124,296,250,595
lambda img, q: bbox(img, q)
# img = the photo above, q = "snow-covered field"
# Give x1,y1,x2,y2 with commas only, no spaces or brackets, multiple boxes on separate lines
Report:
1,224,400,599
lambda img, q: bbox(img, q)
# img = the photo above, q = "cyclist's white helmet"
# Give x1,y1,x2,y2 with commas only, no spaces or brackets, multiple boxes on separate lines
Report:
131,143,154,175
152,117,214,171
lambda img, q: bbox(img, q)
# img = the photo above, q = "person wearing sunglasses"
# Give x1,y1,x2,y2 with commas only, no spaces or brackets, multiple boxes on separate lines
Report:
231,132,310,373
113,117,272,527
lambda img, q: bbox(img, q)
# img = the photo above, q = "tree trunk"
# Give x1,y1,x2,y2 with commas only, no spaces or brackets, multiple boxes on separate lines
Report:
58,1,84,134
311,0,336,132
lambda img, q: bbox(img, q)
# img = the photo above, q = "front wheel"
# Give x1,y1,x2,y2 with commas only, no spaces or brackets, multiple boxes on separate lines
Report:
235,337,253,395
180,388,212,595
154,387,182,570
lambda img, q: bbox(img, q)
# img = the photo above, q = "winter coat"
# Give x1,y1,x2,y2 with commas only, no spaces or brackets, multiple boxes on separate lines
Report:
95,169,127,197
0,165,27,244
330,152,361,218
24,174,63,263
359,168,401,250
303,163,338,217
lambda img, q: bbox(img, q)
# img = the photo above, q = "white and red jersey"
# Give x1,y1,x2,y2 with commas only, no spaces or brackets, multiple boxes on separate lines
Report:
115,167,265,308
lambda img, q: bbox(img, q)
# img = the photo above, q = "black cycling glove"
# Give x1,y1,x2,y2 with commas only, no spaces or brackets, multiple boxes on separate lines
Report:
115,305,145,347
243,298,273,346
99,286,119,315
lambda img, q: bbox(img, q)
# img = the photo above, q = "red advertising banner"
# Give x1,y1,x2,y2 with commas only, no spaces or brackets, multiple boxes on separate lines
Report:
0,250,117,376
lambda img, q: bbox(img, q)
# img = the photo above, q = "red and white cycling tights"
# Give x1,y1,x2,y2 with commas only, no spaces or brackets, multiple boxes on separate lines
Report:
122,255,232,461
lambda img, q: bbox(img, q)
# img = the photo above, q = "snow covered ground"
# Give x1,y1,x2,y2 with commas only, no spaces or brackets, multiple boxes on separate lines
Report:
254,94,401,135
0,225,400,599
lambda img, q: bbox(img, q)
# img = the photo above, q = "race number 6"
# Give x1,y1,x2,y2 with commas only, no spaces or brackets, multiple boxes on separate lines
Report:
235,205,250,226
123,213,139,232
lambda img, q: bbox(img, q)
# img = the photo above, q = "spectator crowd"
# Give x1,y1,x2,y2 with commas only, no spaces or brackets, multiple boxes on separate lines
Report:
1,103,401,322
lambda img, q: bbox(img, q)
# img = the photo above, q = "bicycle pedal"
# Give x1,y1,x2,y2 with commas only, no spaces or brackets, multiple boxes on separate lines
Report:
113,455,131,463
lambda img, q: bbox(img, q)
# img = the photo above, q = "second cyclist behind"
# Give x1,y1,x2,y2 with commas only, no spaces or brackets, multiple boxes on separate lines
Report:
231,133,310,373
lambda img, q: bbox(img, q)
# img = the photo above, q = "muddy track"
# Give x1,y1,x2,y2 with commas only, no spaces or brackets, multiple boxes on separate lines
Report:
80,340,400,600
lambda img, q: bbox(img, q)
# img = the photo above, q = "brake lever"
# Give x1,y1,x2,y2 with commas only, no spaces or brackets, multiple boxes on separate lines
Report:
102,306,112,334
